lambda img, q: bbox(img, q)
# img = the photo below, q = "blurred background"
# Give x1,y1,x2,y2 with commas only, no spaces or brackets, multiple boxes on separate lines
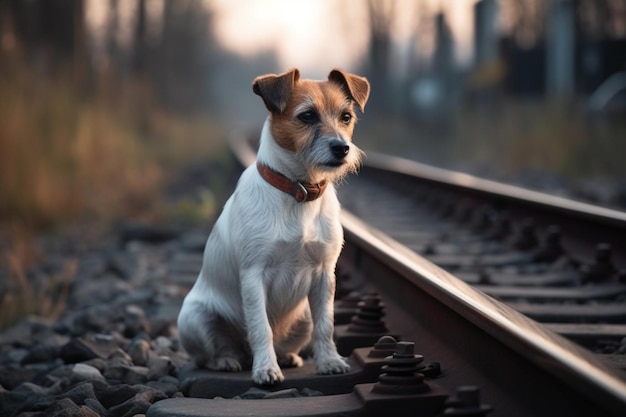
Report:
1,0,626,240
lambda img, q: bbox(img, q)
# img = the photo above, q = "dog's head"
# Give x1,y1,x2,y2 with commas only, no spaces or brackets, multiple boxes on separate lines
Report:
253,68,370,182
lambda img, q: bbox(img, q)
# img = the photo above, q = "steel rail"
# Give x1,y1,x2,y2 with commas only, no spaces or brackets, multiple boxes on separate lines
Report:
364,151,626,228
229,133,626,415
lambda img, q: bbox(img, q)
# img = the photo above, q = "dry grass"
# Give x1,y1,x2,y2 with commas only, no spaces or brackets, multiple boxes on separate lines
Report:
358,100,626,183
0,66,224,231
0,245,75,330
0,54,226,330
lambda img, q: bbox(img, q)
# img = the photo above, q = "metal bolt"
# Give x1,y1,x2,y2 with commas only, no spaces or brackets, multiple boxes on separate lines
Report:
347,294,388,334
368,335,398,358
372,341,429,395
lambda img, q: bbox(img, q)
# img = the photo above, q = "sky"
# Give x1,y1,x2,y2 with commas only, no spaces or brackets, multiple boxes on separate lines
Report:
210,0,480,75
85,0,481,78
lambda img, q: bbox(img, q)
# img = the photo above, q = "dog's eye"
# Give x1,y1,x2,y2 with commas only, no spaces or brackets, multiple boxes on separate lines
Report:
297,111,319,125
340,112,352,124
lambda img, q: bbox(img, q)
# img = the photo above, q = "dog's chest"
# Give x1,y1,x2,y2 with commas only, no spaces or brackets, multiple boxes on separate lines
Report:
271,213,338,267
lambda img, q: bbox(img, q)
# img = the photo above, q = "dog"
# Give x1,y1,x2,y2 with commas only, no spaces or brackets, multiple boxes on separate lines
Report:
177,68,370,385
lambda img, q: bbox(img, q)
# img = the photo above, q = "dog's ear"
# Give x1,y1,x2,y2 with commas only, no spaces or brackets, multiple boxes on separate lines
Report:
252,69,300,114
328,69,370,112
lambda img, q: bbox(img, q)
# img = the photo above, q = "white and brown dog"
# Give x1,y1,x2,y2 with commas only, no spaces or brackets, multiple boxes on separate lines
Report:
177,68,370,385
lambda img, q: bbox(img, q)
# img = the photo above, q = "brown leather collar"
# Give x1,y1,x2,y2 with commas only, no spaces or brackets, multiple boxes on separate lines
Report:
256,162,328,203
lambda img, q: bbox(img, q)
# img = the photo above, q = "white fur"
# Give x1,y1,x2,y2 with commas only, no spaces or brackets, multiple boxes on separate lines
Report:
177,118,354,385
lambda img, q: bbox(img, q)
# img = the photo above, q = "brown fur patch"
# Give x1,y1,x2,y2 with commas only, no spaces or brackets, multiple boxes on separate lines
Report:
270,80,357,153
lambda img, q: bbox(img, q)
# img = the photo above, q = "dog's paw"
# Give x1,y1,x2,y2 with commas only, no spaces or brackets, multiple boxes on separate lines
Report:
252,365,284,385
278,353,304,368
207,357,242,372
316,356,350,375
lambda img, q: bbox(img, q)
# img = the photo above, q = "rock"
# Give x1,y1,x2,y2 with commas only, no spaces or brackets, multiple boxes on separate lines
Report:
0,367,38,389
153,336,173,352
124,305,151,338
106,387,167,417
77,405,101,416
147,356,176,381
82,357,107,372
0,390,28,416
0,347,29,365
72,364,107,384
21,344,62,365
263,388,301,399
94,383,137,408
43,363,106,389
0,316,54,347
128,339,151,366
239,386,270,399
124,366,149,385
301,387,324,397
108,398,152,417
67,278,133,314
145,380,177,397
41,397,81,417
60,337,120,363
108,348,133,363
0,214,210,417
103,352,149,385
106,251,137,280
84,397,108,415
60,381,97,405
5,381,58,414
146,376,179,397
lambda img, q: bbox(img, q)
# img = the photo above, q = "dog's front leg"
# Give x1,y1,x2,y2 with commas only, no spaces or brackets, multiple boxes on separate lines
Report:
241,267,284,385
309,267,351,374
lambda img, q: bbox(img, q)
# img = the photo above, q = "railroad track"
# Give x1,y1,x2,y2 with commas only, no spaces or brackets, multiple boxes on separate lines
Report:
149,135,626,417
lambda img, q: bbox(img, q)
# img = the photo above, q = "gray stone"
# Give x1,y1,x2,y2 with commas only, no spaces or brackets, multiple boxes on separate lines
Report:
60,337,120,363
60,381,97,405
239,387,270,399
84,397,108,415
21,344,62,365
107,388,167,417
146,376,178,397
153,336,173,352
103,352,149,385
76,405,101,417
72,363,107,384
108,398,152,417
82,357,107,372
263,388,301,399
0,390,28,416
41,397,81,417
124,366,149,385
0,347,28,365
301,387,324,397
124,305,151,338
0,316,54,347
0,367,38,389
94,383,137,408
5,381,58,413
147,356,176,381
128,339,151,366
108,348,134,364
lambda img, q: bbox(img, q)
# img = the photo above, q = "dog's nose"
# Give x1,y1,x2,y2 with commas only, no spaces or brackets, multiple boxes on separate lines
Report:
330,139,350,159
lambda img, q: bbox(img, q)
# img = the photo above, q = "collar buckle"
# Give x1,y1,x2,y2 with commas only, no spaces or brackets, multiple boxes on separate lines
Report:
293,182,309,203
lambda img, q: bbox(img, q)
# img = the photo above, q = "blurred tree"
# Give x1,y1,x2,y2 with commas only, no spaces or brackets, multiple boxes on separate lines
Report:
3,0,86,73
363,0,396,112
